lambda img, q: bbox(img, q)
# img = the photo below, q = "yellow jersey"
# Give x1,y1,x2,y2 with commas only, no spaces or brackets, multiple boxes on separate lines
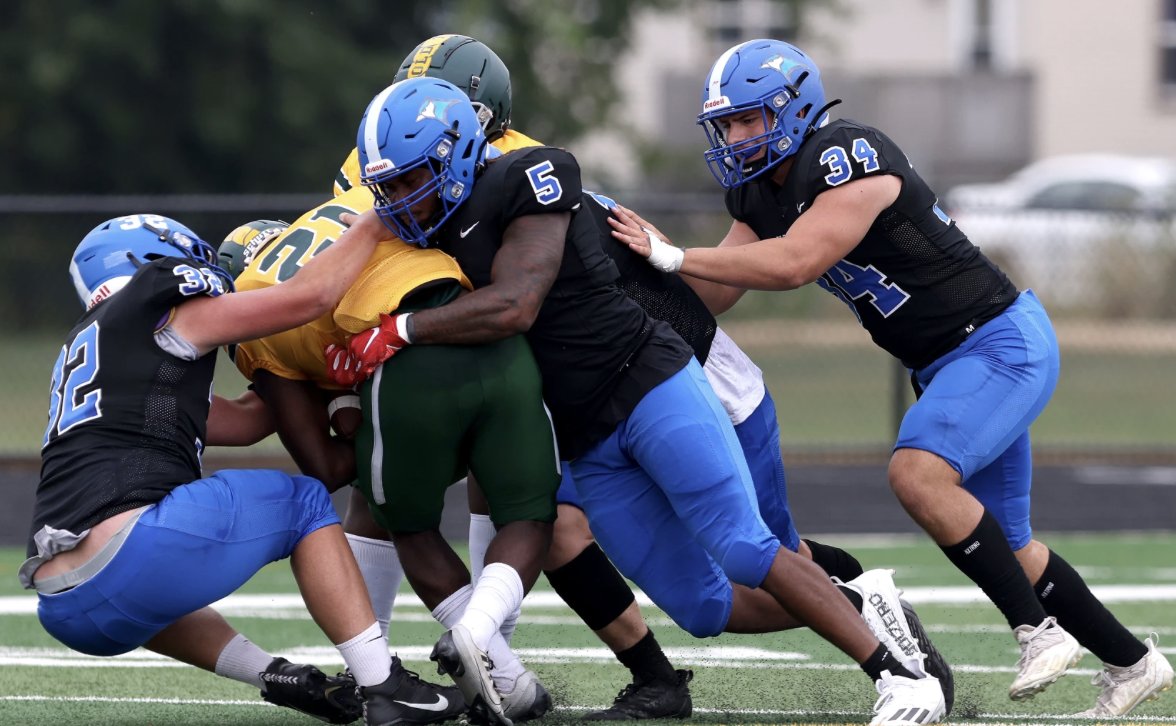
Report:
232,187,469,387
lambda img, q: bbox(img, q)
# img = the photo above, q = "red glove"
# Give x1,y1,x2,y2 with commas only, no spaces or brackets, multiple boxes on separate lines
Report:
348,312,412,377
324,344,364,388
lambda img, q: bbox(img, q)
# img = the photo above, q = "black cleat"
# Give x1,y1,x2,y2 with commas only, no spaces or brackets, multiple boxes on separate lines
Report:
582,669,693,721
901,598,955,716
260,657,362,724
360,656,467,726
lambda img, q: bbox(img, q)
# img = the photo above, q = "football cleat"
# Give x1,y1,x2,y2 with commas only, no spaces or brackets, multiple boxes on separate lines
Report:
582,669,693,721
500,669,551,723
1075,634,1173,718
358,656,466,726
259,657,362,724
430,624,510,726
870,671,946,726
900,598,955,715
1009,616,1083,700
839,570,934,679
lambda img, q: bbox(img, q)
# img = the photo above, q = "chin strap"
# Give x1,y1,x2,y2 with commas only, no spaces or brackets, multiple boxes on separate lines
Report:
804,98,842,139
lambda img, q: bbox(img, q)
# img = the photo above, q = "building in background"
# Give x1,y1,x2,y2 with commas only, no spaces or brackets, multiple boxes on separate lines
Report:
576,0,1176,192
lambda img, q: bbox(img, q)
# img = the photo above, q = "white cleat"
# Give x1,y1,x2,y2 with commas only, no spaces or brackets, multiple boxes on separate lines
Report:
870,671,946,725
1074,634,1174,718
840,569,930,678
500,669,551,723
1009,616,1083,700
430,624,511,726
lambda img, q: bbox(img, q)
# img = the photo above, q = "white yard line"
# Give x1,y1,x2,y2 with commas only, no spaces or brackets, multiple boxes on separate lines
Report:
1,694,1174,724
2,584,1175,615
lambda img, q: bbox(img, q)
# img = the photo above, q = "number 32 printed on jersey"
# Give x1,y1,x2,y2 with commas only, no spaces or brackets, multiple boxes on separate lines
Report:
44,321,103,446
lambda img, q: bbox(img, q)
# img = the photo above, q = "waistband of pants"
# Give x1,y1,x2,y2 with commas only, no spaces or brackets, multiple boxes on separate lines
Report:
34,508,147,595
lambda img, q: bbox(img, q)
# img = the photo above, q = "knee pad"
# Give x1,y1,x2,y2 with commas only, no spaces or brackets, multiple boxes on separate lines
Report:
544,543,634,630
660,590,730,638
718,539,776,589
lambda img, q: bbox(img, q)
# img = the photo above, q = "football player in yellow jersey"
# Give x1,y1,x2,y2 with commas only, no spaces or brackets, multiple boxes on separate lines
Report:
330,34,698,722
221,36,560,725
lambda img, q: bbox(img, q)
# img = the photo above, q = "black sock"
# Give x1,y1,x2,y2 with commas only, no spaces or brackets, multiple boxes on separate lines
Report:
804,539,865,581
835,583,864,612
1035,550,1147,667
616,630,678,685
940,510,1046,629
860,643,918,682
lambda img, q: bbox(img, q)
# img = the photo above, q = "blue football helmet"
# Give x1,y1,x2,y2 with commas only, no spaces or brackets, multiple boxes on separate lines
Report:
70,214,232,308
698,39,828,189
356,77,488,246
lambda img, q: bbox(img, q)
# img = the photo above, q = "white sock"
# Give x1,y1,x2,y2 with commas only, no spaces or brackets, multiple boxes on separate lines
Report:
462,562,524,652
214,634,273,689
487,630,526,693
432,584,473,629
336,622,392,688
346,533,403,640
468,514,495,583
499,607,520,645
432,583,523,692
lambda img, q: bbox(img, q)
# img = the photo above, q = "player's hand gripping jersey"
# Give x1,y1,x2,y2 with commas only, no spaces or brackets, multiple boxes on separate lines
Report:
232,187,469,388
726,119,1018,369
33,257,227,546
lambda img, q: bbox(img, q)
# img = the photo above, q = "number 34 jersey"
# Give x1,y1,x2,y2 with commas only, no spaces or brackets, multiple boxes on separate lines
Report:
727,119,1018,370
31,258,221,553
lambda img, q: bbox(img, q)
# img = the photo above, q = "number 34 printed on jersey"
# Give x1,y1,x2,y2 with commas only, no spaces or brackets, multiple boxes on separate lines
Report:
819,137,880,187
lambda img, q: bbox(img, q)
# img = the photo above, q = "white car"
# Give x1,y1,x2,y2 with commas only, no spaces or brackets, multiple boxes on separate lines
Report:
945,154,1176,312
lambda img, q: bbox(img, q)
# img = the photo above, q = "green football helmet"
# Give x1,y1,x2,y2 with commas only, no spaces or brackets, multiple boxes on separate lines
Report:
218,219,289,280
394,34,513,142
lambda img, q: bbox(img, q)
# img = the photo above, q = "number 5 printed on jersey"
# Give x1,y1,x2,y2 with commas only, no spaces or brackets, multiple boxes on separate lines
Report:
525,161,564,205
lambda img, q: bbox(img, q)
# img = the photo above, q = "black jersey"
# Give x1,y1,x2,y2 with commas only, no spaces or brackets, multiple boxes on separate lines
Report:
727,119,1018,369
435,146,694,458
581,191,716,364
29,257,220,554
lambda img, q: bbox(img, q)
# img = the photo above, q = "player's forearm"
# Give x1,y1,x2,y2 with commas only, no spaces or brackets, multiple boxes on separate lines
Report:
206,392,275,446
409,288,536,345
680,243,812,291
283,212,386,319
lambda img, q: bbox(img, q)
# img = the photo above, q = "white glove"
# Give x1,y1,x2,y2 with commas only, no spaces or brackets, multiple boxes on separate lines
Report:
644,228,684,273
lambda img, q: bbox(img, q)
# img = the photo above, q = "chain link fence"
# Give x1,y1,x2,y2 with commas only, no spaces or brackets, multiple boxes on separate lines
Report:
2,194,1174,463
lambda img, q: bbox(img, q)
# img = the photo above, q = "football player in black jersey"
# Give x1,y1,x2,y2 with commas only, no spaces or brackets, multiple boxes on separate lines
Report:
610,39,1174,719
21,212,466,726
331,76,950,725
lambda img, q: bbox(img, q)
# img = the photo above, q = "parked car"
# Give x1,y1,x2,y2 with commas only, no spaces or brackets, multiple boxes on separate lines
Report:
945,154,1176,313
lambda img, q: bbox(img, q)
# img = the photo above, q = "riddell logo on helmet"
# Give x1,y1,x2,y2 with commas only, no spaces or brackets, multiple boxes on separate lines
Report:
703,96,731,111
365,160,394,175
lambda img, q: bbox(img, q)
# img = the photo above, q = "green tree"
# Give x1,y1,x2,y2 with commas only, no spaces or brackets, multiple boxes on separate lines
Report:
0,0,680,194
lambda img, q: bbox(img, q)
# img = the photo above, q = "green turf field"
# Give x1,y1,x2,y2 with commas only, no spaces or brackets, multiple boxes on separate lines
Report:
2,532,1173,724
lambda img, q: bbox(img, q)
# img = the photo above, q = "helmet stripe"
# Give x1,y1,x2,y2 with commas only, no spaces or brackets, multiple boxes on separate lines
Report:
706,42,746,104
362,84,399,170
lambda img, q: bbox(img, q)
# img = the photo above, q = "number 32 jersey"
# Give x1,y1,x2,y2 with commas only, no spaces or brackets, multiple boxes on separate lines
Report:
31,258,221,552
727,119,1018,370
